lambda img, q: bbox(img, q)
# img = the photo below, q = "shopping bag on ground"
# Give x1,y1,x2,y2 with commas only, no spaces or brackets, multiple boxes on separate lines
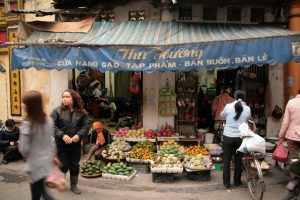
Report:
272,143,288,162
237,134,266,155
45,164,66,192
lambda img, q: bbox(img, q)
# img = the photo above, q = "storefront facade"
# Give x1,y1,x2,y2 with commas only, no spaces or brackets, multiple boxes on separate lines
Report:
3,0,300,138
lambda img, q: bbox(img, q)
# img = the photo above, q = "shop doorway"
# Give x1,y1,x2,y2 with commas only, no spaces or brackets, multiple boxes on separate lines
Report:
114,72,131,98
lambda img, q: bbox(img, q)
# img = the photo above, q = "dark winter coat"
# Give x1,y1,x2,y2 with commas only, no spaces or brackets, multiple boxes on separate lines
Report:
51,107,90,151
0,125,20,148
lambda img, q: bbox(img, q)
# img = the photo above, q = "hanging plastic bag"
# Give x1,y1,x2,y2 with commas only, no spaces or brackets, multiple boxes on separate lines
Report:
272,143,288,162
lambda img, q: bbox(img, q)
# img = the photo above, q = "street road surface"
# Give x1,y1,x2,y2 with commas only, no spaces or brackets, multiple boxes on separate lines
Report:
0,177,286,200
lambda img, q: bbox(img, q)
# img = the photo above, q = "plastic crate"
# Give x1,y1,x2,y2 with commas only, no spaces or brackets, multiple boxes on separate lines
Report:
186,170,211,181
152,173,174,183
130,163,150,174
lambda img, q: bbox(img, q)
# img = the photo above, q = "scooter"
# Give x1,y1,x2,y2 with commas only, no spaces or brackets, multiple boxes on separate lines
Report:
282,159,300,200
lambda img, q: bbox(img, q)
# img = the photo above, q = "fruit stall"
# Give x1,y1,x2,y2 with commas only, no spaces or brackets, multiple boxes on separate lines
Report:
81,122,218,183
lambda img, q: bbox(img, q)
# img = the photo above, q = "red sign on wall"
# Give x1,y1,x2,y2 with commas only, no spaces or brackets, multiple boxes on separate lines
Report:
0,30,7,45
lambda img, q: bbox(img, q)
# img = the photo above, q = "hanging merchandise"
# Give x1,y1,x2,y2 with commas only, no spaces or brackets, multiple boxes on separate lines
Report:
76,71,91,89
233,70,243,94
242,65,268,137
272,105,283,119
158,84,178,116
175,72,198,138
130,73,140,94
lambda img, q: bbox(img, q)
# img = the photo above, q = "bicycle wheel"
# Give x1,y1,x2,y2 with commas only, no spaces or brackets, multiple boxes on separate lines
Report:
243,158,265,200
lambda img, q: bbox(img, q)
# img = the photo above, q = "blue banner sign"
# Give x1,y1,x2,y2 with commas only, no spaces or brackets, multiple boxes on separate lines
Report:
12,38,300,71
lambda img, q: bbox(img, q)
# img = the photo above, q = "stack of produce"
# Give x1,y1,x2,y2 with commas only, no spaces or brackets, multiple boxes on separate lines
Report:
125,128,145,139
102,162,135,176
117,117,135,128
160,140,180,150
102,148,125,160
184,146,209,156
109,139,131,151
144,129,156,139
157,140,184,158
114,127,129,138
183,155,213,170
151,154,183,173
127,149,154,161
133,140,156,151
157,123,173,137
80,161,103,176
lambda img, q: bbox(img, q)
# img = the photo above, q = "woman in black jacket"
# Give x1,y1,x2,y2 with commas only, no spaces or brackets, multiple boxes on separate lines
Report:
51,89,90,194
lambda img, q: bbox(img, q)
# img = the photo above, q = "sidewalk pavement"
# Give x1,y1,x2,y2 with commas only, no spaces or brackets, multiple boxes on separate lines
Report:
0,154,289,194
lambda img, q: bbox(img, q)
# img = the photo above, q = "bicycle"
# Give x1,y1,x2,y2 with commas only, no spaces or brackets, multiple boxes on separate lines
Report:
242,152,265,200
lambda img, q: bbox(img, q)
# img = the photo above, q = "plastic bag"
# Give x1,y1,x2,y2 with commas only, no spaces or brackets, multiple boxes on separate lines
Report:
272,143,288,162
237,134,266,155
45,165,66,192
239,122,255,137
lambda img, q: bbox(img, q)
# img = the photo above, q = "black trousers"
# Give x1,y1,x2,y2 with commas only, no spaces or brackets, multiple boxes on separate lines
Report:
57,149,81,176
222,135,243,185
30,178,54,200
1,145,21,161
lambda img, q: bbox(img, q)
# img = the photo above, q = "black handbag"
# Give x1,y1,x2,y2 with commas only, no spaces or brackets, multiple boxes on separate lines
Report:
272,105,283,119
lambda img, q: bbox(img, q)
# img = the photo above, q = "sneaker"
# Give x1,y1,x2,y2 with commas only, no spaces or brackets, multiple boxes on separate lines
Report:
2,159,8,164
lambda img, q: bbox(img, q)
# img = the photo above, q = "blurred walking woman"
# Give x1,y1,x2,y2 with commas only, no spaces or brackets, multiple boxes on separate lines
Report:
51,89,89,194
19,91,56,200
220,90,251,188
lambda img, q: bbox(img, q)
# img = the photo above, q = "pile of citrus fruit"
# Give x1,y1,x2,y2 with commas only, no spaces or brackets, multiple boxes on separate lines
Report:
128,148,154,160
184,146,209,156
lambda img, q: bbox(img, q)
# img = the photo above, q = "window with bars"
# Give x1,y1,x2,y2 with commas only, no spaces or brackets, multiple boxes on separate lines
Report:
129,10,145,21
251,7,265,23
179,7,192,20
6,0,17,10
203,6,217,21
4,0,23,20
99,11,114,22
227,6,241,21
